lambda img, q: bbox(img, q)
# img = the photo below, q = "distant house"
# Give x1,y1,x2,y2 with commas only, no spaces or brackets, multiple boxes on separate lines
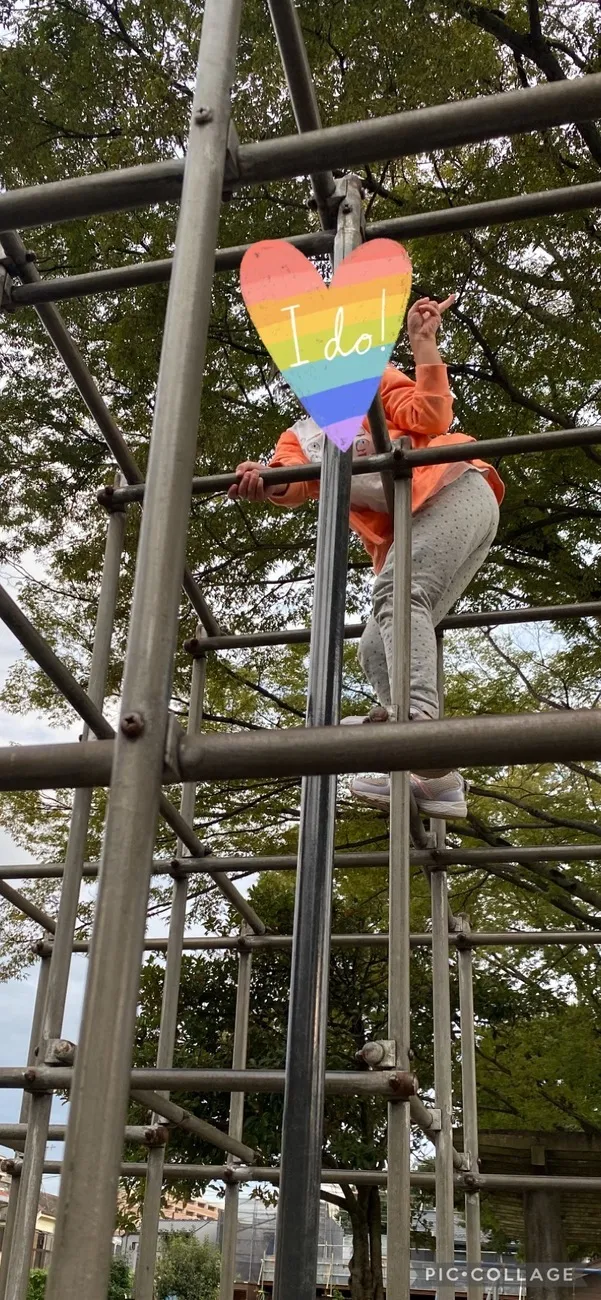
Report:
0,1173,58,1271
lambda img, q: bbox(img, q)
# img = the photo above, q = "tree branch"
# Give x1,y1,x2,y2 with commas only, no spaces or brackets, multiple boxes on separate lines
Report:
482,629,567,711
463,806,601,920
469,782,601,840
451,302,571,427
441,0,601,167
527,0,542,41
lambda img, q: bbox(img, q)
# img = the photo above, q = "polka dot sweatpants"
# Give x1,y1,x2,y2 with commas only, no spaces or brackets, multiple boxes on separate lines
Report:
359,470,500,720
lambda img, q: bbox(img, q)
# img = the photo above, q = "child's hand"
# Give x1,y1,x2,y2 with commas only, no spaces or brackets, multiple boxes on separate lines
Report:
228,461,269,502
407,294,455,364
408,295,455,343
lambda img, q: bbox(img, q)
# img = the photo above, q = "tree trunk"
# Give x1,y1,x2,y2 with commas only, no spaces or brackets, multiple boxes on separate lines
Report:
346,1185,385,1300
347,1186,373,1300
368,1185,385,1300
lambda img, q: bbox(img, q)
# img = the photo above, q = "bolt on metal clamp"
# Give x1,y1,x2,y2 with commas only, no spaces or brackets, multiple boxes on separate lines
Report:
356,1040,397,1069
45,1038,76,1066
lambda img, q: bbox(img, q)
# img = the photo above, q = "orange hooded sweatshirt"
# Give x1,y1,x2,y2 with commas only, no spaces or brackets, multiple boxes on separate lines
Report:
269,363,504,574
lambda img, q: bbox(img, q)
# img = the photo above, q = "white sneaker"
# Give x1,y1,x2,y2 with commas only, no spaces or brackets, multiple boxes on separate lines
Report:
350,771,468,818
350,775,391,809
341,706,390,726
411,772,468,818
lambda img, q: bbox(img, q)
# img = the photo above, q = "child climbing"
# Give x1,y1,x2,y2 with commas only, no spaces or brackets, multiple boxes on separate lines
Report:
228,293,504,818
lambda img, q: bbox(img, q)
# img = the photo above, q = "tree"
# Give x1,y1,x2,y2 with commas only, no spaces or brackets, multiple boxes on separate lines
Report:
154,1234,220,1300
26,1272,47,1300
107,1255,132,1300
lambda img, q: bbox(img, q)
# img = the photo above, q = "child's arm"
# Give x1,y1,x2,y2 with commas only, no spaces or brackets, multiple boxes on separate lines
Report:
381,295,455,437
227,431,312,507
408,295,455,367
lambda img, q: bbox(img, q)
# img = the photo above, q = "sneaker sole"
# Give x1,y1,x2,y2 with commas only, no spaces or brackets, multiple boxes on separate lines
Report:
351,788,390,811
341,716,390,726
415,798,467,818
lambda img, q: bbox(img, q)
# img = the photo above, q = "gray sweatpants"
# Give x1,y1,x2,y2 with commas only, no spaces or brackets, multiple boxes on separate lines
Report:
359,470,500,720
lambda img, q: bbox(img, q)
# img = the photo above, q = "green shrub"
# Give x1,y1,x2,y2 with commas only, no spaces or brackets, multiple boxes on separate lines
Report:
108,1255,132,1299
26,1271,47,1300
155,1233,220,1300
25,1256,131,1300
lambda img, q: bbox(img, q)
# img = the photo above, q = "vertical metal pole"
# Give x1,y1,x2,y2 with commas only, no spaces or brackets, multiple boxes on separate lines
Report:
4,492,126,1300
0,951,51,1300
45,8,243,1297
456,913,481,1298
218,930,252,1300
386,457,414,1300
431,636,456,1282
272,177,361,1300
134,639,207,1300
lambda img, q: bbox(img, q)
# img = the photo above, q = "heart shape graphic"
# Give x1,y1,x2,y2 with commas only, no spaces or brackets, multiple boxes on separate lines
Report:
240,238,413,451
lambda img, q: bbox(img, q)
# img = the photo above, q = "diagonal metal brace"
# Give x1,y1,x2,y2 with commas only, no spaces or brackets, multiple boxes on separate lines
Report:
131,1089,259,1164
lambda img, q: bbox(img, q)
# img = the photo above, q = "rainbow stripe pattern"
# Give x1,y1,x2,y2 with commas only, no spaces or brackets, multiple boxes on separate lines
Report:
240,238,413,451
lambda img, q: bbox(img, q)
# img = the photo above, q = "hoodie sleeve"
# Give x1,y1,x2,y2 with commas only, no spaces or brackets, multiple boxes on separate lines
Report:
267,429,317,508
380,363,453,438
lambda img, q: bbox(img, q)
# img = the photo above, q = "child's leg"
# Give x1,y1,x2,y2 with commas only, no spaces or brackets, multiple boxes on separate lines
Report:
350,472,499,812
372,471,499,719
358,616,392,708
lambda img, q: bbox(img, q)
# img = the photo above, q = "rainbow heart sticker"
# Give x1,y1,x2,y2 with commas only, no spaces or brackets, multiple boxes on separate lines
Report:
240,238,412,451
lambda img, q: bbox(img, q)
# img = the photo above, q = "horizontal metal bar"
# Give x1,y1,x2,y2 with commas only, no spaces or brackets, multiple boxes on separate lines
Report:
0,1068,416,1097
62,928,601,954
442,600,601,631
18,1161,601,1192
2,76,600,231
0,159,184,231
1,709,600,790
0,1125,155,1144
100,451,396,506
176,709,601,781
10,180,601,307
186,625,365,653
3,841,601,879
406,424,601,467
236,76,601,187
456,1174,601,1192
451,931,601,947
178,601,601,653
17,1160,403,1182
178,844,601,872
10,256,177,306
104,425,601,510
